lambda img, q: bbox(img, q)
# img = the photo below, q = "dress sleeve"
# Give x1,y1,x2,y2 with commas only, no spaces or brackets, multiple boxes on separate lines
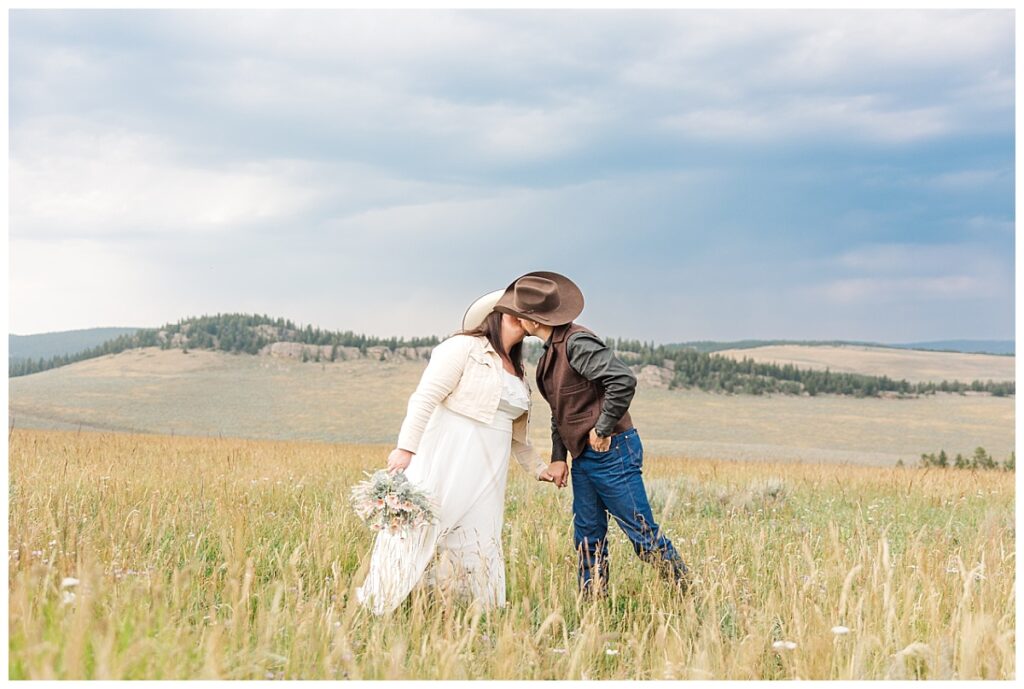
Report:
395,336,472,453
511,411,547,478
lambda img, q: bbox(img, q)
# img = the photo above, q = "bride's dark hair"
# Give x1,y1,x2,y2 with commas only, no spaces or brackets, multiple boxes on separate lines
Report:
460,311,525,379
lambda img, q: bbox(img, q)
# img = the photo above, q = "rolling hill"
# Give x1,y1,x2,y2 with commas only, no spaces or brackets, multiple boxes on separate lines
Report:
713,344,1015,384
652,338,1014,355
11,315,1014,398
8,345,1015,468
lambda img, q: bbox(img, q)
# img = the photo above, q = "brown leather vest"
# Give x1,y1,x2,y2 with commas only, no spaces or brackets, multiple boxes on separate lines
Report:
536,323,633,459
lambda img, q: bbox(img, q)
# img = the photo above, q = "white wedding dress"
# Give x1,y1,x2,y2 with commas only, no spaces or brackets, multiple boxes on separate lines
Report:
356,369,531,615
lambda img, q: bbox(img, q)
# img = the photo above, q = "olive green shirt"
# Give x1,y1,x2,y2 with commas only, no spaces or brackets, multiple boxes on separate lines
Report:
543,331,637,462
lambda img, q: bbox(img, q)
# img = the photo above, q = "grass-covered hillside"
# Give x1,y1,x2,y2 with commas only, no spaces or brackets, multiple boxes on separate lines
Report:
608,339,1014,398
9,348,1015,466
9,314,1015,399
9,314,439,378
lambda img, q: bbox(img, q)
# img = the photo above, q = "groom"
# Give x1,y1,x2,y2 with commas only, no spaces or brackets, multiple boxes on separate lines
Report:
494,271,691,596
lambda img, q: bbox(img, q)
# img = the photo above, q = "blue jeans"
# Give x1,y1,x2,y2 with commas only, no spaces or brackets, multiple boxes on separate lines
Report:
571,428,688,593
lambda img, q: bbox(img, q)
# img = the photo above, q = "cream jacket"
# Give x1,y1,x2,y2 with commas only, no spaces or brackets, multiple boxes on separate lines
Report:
396,334,547,479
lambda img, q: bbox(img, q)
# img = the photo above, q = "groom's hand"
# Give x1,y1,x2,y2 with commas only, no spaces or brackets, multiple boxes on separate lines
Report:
588,428,611,453
546,461,568,488
386,448,413,474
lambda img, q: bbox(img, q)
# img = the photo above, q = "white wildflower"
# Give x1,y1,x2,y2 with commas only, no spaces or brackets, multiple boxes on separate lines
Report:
832,626,850,635
772,640,798,651
60,577,80,589
605,649,619,656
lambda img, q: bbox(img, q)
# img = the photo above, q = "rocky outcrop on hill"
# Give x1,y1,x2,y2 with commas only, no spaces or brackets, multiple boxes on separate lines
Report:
253,324,298,341
633,364,675,389
260,342,333,360
333,346,363,361
156,331,189,348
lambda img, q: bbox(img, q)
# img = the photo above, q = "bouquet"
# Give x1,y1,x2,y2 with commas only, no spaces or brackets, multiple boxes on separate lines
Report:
349,470,438,537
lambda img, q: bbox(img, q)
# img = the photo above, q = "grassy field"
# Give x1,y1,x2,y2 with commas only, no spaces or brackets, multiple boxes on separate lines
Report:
8,429,1015,679
714,344,1015,384
8,347,1015,466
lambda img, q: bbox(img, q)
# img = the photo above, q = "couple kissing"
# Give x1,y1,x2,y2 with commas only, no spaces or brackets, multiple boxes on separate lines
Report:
356,271,690,615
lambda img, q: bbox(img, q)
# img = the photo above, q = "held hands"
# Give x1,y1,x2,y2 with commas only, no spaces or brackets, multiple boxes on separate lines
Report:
539,461,568,489
588,428,611,453
386,448,413,475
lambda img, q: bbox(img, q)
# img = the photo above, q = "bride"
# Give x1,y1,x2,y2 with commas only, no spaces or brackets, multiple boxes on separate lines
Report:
355,289,559,615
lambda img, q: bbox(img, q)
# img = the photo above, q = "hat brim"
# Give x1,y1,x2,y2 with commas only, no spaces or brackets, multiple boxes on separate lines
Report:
493,271,584,326
462,289,505,331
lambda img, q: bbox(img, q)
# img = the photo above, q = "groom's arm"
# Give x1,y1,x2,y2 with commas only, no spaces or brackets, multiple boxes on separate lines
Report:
550,415,568,462
566,331,637,437
546,416,570,487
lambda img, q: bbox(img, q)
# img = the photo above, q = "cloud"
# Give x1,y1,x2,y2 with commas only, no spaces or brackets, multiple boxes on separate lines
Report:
811,242,1010,307
9,238,155,332
927,168,1011,191
7,9,1015,341
963,215,1015,235
820,275,995,304
833,242,1004,275
661,96,953,144
10,118,323,239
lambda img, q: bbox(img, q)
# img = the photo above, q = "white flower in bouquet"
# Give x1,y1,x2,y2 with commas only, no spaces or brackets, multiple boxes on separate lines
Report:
349,470,438,538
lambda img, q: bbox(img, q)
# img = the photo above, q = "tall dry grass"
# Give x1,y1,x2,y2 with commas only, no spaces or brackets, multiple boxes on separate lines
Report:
8,429,1015,679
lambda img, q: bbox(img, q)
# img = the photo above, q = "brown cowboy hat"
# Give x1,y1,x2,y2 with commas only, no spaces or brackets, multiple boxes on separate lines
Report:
493,271,584,326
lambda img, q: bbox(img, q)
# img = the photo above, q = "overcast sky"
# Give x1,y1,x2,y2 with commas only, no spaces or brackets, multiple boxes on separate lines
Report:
8,9,1015,343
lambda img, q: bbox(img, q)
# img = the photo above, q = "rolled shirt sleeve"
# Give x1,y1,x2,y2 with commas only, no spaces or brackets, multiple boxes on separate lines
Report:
565,331,637,437
550,414,569,462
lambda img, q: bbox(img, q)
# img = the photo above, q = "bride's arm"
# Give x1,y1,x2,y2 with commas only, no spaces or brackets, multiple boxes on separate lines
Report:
511,411,549,479
395,335,472,455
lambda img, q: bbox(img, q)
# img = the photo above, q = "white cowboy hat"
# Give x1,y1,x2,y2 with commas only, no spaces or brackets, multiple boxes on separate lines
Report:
462,289,505,331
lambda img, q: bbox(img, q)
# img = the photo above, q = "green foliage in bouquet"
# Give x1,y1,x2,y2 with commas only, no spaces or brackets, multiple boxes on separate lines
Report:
349,470,438,537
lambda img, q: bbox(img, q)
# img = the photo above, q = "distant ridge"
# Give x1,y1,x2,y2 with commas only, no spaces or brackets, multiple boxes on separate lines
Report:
892,340,1014,356
662,339,1014,356
9,327,143,363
